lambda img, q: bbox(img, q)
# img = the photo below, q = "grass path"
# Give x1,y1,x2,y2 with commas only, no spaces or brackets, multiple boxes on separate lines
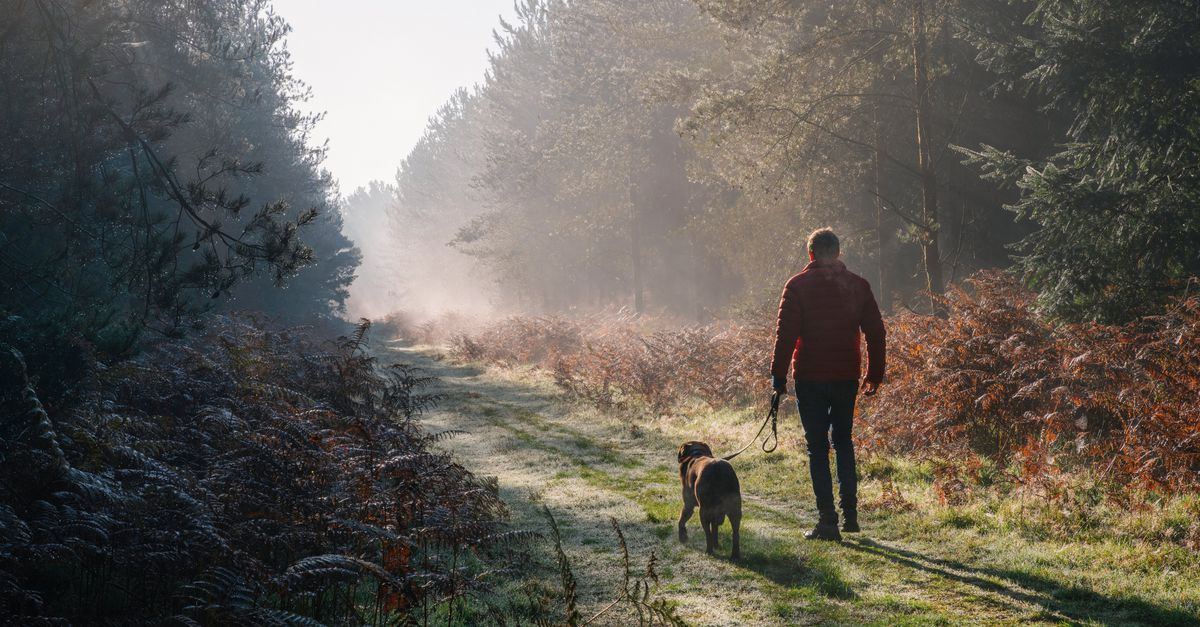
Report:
380,343,1199,626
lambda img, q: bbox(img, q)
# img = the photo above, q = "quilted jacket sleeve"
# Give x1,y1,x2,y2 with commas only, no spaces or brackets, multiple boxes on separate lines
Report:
771,278,802,380
860,283,887,384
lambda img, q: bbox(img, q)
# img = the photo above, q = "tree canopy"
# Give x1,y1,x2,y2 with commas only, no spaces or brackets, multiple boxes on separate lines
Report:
0,0,356,362
374,0,1196,323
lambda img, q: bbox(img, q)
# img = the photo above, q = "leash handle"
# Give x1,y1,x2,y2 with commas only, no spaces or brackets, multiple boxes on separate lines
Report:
723,391,782,461
761,391,779,453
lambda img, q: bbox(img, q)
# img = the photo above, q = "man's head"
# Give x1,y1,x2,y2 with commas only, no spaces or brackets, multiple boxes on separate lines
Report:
807,227,840,261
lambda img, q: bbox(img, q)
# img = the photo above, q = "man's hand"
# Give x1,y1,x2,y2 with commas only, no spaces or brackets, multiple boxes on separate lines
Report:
862,380,880,396
772,375,787,395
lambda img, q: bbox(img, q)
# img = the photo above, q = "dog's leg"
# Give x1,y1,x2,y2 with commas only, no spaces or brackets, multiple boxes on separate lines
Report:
701,515,712,554
678,504,694,543
679,485,696,542
729,511,741,561
711,513,725,551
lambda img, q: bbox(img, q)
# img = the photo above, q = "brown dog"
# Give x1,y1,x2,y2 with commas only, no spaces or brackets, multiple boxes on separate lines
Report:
677,441,742,560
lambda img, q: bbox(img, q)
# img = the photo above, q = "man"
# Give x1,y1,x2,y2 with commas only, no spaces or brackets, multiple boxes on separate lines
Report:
771,228,886,542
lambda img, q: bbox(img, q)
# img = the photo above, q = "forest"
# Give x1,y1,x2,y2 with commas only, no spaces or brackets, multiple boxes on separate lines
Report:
1,0,1198,625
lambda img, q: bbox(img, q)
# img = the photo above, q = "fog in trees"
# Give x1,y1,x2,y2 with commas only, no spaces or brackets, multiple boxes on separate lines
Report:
352,0,1196,324
4,0,1198,623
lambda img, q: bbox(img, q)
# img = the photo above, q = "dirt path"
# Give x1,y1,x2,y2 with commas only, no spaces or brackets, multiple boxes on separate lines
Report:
379,343,1164,626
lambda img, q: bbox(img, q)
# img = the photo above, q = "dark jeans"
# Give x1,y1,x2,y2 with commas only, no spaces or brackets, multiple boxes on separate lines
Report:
795,380,859,524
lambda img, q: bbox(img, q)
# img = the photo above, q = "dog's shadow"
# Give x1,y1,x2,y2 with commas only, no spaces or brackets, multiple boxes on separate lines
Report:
685,525,857,600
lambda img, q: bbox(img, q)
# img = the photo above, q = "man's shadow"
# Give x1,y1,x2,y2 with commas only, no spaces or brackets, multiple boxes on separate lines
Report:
841,537,1195,626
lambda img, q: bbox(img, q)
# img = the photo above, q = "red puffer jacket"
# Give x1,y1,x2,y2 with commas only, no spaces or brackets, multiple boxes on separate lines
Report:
770,259,886,384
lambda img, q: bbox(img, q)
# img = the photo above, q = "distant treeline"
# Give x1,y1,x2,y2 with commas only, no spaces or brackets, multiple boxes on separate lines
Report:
357,0,1199,322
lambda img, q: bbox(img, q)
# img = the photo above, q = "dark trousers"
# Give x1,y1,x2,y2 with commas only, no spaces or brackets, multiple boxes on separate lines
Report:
795,380,859,524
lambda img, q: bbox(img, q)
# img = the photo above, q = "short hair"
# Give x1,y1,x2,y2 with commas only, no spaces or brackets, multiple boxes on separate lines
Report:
807,227,839,259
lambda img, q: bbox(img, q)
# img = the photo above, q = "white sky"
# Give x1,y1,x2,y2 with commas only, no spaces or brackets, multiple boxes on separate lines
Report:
272,0,516,194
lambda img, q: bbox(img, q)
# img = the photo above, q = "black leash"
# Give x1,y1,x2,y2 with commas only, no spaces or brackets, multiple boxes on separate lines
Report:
722,391,781,461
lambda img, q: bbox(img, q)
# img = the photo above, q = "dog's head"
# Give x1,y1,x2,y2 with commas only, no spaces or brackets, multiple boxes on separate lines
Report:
677,441,714,464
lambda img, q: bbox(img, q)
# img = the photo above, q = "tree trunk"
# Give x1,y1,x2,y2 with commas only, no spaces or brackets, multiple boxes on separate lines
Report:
691,238,705,322
911,0,945,310
631,204,644,314
627,129,645,315
872,106,890,314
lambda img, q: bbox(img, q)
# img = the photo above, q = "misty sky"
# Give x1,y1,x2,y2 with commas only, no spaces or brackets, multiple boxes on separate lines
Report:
272,0,515,194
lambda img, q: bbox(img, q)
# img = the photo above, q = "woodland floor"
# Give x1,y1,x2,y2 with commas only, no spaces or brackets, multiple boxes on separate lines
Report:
380,343,1200,627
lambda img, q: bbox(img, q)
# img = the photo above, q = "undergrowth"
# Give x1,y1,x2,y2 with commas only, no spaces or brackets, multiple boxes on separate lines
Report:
0,314,690,625
0,317,518,624
447,271,1200,498
449,314,770,414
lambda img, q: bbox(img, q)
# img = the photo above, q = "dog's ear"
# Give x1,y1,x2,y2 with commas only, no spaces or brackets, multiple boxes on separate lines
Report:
696,442,713,458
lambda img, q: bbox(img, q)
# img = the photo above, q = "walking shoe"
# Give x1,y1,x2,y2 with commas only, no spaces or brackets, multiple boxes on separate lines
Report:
804,523,842,542
841,512,860,533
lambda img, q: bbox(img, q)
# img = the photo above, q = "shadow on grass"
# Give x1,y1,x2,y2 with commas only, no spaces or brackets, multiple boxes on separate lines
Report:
382,346,1200,625
391,346,855,601
726,526,857,600
844,537,1197,626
